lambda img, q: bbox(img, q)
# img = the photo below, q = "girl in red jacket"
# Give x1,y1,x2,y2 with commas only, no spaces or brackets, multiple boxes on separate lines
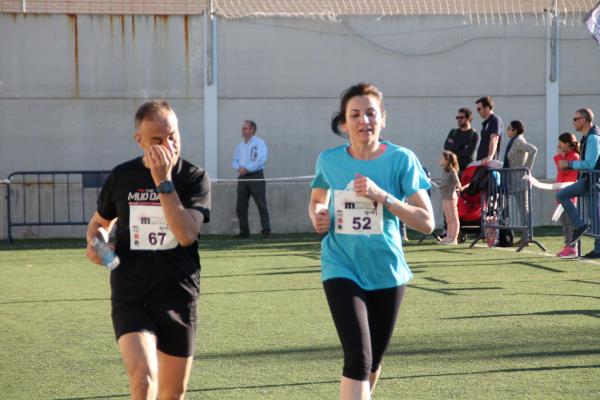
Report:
554,132,580,258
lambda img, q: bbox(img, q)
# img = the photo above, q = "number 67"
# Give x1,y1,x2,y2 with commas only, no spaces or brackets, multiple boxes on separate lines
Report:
148,232,166,245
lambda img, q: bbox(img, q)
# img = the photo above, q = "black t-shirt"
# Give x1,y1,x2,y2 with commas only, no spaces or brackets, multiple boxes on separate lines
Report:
476,114,503,161
97,157,211,303
443,128,479,171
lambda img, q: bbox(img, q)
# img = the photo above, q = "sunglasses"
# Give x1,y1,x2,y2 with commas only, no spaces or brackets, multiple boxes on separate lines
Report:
573,116,583,122
455,116,466,120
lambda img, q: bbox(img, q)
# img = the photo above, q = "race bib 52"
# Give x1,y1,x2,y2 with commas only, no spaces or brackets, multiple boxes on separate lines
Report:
334,190,383,235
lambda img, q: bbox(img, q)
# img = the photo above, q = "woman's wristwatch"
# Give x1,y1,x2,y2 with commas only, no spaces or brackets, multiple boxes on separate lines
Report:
384,192,396,208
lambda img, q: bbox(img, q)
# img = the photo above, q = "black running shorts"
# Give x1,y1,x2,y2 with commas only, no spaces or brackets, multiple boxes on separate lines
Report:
111,300,197,357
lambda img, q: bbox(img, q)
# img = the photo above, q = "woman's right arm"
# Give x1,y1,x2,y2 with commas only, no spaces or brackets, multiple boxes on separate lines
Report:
309,188,331,234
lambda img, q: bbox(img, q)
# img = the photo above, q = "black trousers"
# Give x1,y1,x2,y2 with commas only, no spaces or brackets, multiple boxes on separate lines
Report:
323,278,405,381
236,170,271,235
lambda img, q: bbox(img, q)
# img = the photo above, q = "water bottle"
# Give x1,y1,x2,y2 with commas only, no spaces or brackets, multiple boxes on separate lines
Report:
92,236,120,270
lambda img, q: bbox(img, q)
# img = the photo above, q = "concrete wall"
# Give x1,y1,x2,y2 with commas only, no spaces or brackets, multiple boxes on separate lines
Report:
0,178,564,241
1,13,600,239
215,15,600,181
0,14,205,178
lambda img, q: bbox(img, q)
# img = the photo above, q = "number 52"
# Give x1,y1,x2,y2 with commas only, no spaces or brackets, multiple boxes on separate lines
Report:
352,217,372,230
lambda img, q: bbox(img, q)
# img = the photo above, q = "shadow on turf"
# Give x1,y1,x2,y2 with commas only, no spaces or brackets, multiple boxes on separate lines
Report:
408,284,504,296
53,363,600,399
203,251,320,260
516,292,600,300
0,239,86,251
407,256,554,267
570,279,600,286
0,297,109,305
444,309,600,320
515,261,564,273
203,266,320,279
202,286,321,296
184,363,600,394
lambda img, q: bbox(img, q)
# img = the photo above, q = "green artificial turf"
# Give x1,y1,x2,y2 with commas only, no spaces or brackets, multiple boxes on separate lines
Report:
0,227,599,399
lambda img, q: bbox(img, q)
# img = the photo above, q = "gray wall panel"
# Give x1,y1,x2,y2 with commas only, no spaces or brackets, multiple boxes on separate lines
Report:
1,12,600,239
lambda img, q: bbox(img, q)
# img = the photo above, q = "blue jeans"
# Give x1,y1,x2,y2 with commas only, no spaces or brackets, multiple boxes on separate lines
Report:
556,179,600,252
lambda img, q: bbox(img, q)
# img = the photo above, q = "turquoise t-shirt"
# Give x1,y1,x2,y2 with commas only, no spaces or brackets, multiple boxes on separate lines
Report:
310,141,431,290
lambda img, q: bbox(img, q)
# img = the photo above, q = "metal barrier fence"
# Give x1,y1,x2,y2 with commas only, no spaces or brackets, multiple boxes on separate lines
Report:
469,167,546,252
5,170,110,243
578,170,600,241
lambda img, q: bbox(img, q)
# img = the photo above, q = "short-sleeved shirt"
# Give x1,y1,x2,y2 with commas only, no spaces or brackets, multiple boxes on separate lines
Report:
476,114,503,161
310,141,431,290
97,157,211,303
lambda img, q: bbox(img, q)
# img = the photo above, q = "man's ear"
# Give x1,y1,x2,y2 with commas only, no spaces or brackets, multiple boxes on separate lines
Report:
382,112,387,129
134,132,141,145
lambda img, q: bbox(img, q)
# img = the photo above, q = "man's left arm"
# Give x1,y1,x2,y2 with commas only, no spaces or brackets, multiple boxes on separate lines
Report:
245,139,268,173
487,134,499,160
486,117,500,161
571,135,600,171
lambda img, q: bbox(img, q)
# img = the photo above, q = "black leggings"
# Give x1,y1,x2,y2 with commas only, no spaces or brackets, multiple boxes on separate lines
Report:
323,278,405,381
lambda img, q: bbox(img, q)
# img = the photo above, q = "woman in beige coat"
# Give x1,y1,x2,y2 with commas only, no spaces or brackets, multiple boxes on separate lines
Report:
503,120,537,245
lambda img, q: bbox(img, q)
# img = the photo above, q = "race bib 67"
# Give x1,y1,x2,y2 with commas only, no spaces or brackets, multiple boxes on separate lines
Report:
129,204,178,250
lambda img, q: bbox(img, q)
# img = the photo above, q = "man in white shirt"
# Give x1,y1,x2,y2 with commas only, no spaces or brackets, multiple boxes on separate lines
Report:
232,120,271,238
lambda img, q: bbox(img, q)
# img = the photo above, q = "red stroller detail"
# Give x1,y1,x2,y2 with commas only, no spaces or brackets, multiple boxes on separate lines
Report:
457,165,483,243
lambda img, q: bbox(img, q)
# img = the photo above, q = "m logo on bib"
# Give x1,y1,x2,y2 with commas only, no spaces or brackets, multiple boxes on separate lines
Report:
334,185,383,235
130,204,178,250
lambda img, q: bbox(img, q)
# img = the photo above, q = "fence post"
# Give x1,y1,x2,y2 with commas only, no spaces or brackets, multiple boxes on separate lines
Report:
1,179,10,244
578,170,600,251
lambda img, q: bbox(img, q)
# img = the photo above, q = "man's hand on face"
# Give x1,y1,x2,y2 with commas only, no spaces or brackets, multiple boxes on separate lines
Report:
146,144,175,185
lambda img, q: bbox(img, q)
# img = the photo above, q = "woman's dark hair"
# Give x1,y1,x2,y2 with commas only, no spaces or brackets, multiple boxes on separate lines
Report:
558,132,580,154
509,120,525,135
331,83,384,137
442,150,459,172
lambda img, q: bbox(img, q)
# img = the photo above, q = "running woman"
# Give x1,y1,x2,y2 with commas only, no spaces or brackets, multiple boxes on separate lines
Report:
308,83,434,400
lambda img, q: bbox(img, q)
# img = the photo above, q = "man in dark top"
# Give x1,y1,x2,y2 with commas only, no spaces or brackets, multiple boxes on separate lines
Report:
86,100,210,399
475,96,504,163
444,107,479,173
475,96,504,246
